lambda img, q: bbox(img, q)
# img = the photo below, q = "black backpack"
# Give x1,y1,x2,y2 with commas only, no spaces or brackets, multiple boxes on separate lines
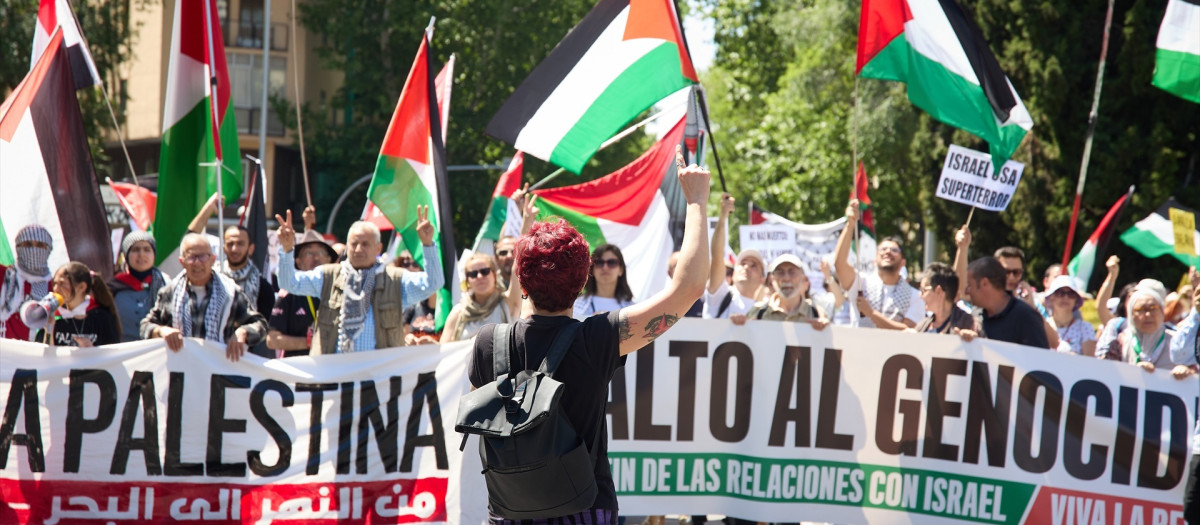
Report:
455,322,598,518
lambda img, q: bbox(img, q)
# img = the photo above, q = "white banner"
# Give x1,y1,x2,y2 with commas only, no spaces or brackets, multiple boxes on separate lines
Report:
738,224,797,265
607,320,1195,524
936,144,1025,212
4,321,1196,524
0,339,487,524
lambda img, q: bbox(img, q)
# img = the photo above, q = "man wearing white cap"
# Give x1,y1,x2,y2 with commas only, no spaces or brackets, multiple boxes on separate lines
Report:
0,225,55,341
702,193,766,319
834,199,925,329
737,253,828,328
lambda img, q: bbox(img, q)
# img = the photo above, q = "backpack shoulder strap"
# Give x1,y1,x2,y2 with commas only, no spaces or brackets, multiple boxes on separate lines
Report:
538,321,582,377
717,291,733,318
491,323,512,379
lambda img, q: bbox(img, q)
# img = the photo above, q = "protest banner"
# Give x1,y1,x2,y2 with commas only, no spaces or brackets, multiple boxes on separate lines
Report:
0,339,487,524
936,145,1025,212
607,320,1195,524
3,321,1195,524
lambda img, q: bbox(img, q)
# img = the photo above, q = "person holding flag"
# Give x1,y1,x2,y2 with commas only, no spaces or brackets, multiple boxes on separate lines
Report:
274,208,443,354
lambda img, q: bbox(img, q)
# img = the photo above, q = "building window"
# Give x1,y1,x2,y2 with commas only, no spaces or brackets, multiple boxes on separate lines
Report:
226,52,287,137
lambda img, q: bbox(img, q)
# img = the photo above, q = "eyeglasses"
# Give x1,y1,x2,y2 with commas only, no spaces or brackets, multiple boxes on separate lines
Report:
877,246,902,254
772,268,801,278
395,258,416,268
1006,269,1024,277
593,258,620,269
496,250,511,257
465,268,493,279
182,253,211,263
1132,306,1162,316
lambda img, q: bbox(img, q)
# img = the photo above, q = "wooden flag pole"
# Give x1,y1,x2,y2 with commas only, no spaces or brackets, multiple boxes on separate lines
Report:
1061,0,1116,271
289,0,313,206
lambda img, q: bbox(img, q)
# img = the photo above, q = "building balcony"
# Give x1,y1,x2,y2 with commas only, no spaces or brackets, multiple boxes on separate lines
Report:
221,18,289,51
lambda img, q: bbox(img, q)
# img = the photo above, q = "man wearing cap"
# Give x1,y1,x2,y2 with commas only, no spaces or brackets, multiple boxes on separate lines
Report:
274,208,444,353
737,253,829,328
110,231,171,342
1,225,56,341
703,193,766,319
266,230,336,357
834,199,926,329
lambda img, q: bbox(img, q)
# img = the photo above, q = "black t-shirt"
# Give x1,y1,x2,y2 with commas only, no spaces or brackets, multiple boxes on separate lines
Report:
404,299,439,336
269,291,318,357
979,296,1051,349
39,307,120,347
468,312,627,512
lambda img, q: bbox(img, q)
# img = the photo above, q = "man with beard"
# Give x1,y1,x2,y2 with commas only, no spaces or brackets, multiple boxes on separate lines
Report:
834,199,925,329
736,254,830,329
0,225,56,341
702,193,767,319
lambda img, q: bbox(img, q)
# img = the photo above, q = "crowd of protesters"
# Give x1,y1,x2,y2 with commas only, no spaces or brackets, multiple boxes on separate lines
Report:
1,179,1198,523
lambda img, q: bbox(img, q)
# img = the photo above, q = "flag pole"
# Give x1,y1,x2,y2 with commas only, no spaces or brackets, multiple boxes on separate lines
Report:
257,0,273,188
693,86,727,192
528,101,686,191
64,7,140,187
202,0,226,267
288,0,313,206
1061,0,1116,271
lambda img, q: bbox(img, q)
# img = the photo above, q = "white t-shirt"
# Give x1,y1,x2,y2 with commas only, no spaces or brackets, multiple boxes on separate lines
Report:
701,281,757,319
573,295,634,320
852,272,926,328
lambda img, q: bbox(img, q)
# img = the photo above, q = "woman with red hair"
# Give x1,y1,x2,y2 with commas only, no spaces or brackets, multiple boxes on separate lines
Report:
467,150,712,523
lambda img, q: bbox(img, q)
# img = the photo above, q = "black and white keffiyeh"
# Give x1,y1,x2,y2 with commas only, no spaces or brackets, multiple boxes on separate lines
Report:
864,274,913,322
336,260,379,352
222,259,262,308
170,273,232,343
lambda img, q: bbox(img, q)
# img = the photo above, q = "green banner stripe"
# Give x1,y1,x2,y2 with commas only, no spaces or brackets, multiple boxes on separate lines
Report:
608,452,1035,525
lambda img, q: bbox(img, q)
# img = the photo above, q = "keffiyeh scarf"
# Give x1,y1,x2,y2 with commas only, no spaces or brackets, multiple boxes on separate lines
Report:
337,260,379,352
222,260,261,307
864,275,912,322
170,273,231,343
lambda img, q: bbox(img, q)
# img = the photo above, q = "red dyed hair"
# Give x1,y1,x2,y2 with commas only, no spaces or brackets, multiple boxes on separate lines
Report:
515,219,591,312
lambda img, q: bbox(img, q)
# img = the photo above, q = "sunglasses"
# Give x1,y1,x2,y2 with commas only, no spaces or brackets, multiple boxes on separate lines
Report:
396,258,417,268
496,250,511,257
1006,269,1024,277
465,268,493,279
593,258,621,269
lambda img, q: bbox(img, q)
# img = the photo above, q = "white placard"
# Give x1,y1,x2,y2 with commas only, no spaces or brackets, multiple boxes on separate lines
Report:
936,144,1025,212
738,224,797,264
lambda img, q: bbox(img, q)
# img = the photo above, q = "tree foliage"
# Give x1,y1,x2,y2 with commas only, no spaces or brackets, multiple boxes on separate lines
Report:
288,0,654,240
700,0,1198,290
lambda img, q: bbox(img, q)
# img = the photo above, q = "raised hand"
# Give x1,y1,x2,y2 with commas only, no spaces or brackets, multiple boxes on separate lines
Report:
675,145,711,205
846,199,860,222
1105,255,1120,275
416,205,435,246
302,206,317,231
275,209,296,252
955,225,972,248
521,188,539,235
719,192,735,218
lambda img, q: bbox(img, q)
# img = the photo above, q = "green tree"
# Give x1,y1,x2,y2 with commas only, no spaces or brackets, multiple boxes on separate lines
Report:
288,0,654,241
701,0,1198,290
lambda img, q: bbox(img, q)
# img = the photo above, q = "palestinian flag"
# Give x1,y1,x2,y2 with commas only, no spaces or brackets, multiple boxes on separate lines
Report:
154,0,241,264
852,162,875,234
1067,187,1132,292
1120,199,1200,267
1152,0,1200,104
31,0,102,90
486,0,698,174
503,116,686,302
1,29,113,278
856,0,1033,170
472,152,525,252
367,33,457,328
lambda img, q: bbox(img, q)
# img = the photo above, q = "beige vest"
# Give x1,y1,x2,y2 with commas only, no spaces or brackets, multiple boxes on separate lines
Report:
311,263,407,355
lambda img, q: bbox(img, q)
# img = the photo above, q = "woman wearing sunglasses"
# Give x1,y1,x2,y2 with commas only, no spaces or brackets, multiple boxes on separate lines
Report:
1043,275,1096,356
443,193,537,342
574,244,635,320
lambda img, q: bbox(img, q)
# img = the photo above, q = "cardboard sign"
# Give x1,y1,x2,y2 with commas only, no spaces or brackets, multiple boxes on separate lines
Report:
936,145,1025,212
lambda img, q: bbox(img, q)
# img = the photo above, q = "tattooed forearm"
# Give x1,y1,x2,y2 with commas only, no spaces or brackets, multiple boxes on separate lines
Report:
642,314,679,340
617,310,634,343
